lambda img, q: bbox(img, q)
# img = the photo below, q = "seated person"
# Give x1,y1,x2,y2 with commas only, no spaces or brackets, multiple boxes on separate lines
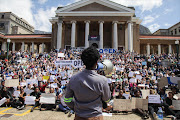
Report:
163,92,180,119
30,87,41,112
116,90,126,99
40,88,56,111
16,87,26,110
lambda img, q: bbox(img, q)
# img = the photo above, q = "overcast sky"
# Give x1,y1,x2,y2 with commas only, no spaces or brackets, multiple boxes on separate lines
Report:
0,0,179,33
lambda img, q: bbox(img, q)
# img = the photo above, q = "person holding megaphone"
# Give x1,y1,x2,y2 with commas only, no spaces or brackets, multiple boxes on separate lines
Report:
64,46,111,120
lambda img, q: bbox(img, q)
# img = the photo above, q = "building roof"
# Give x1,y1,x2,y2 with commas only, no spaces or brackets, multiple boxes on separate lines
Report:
140,35,180,40
0,34,51,39
168,21,180,30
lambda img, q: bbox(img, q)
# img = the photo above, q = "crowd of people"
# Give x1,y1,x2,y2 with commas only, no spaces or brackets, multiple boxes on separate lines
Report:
0,48,180,120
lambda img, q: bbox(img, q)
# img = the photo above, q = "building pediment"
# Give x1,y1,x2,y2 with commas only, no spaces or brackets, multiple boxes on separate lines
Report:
56,0,135,13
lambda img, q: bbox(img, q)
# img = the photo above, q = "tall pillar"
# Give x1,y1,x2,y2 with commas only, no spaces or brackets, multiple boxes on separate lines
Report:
169,44,172,54
113,21,118,49
42,43,45,53
99,21,104,49
125,23,128,51
12,42,15,52
71,21,76,48
32,42,34,53
158,44,161,55
147,43,150,55
85,21,90,48
1,42,7,51
57,21,63,50
128,21,133,52
21,42,25,52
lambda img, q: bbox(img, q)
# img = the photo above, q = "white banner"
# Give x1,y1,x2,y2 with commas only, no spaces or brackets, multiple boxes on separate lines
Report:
40,93,56,104
148,95,161,104
25,96,36,105
55,60,83,68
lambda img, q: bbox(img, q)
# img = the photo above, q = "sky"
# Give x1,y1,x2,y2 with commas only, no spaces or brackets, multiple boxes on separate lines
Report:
0,0,179,33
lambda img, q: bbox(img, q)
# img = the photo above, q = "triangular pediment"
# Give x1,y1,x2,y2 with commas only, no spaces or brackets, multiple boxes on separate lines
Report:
56,0,134,13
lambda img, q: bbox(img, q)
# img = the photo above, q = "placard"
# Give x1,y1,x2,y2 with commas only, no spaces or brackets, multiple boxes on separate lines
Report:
24,89,34,95
113,99,132,111
55,60,84,68
172,100,180,110
25,96,36,105
61,80,67,86
131,98,148,110
128,72,134,77
138,84,145,87
148,95,161,103
141,90,150,99
58,53,65,58
48,83,58,88
130,78,137,83
123,93,130,99
67,70,73,78
0,97,7,106
40,93,56,104
5,79,19,87
158,77,169,88
136,75,142,80
26,79,38,86
14,91,20,98
43,76,49,80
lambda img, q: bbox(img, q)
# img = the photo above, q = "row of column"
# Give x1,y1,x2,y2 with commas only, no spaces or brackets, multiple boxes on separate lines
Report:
1,41,45,53
146,44,172,55
57,20,133,51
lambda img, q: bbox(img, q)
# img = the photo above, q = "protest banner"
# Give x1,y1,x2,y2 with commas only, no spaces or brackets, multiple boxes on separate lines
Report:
128,72,134,77
58,53,65,58
158,77,169,88
131,98,148,110
99,49,117,54
13,91,20,98
20,82,27,86
0,97,7,106
136,75,142,80
148,95,161,104
25,96,36,105
40,93,56,104
55,60,84,68
26,79,38,86
5,79,19,87
141,90,150,99
123,93,130,99
113,99,131,111
172,100,180,110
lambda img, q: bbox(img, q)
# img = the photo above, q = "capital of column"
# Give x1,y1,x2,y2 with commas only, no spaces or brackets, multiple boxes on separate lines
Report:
71,20,77,24
58,21,63,25
84,20,90,23
112,21,118,24
98,21,104,24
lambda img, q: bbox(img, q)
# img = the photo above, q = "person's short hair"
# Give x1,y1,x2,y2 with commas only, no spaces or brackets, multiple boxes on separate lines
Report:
81,46,100,69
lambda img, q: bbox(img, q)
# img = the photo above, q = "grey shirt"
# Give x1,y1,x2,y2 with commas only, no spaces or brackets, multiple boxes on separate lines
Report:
65,69,111,118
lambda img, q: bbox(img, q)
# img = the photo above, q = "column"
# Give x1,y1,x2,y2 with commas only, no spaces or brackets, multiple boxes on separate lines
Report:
1,42,7,51
31,42,34,53
85,21,90,48
12,42,15,52
128,21,133,52
169,44,172,54
125,24,128,51
57,21,63,50
42,43,45,53
71,21,76,48
113,21,118,49
99,21,104,49
158,44,161,55
21,42,25,52
147,43,150,55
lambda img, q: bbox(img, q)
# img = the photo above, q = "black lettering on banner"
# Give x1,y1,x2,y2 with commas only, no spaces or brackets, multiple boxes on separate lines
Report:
74,61,77,66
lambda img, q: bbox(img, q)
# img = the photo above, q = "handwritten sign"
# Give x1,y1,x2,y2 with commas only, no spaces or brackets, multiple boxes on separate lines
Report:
25,96,36,105
148,95,161,103
113,99,131,111
172,100,180,110
131,98,148,110
158,77,169,88
40,93,56,104
5,79,19,87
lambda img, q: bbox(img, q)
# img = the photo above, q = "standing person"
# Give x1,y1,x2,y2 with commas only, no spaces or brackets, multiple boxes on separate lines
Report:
65,46,111,120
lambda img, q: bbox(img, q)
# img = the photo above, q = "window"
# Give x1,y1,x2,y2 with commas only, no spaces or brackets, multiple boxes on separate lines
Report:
179,27,180,33
1,15,4,19
171,31,173,35
0,23,5,29
175,29,177,34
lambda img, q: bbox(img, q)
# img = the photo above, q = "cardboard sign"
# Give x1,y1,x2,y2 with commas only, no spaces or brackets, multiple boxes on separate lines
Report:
58,53,65,58
26,79,38,86
40,93,56,104
172,100,180,110
25,96,36,105
13,91,20,98
131,98,148,110
136,75,142,80
141,90,150,99
5,79,19,87
113,99,132,111
148,95,161,103
0,98,7,106
158,77,169,88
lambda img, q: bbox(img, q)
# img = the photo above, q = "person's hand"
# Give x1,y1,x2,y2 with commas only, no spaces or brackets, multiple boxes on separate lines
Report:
169,105,174,109
35,99,39,102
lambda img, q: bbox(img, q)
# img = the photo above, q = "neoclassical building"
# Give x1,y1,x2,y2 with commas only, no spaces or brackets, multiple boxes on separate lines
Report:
50,0,142,53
